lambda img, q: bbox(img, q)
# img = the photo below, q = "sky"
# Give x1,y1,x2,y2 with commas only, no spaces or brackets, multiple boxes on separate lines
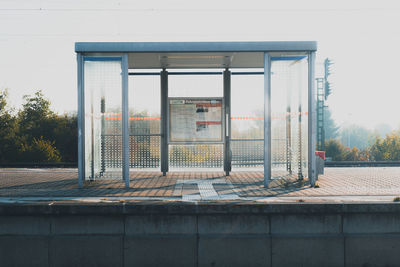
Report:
1,0,400,130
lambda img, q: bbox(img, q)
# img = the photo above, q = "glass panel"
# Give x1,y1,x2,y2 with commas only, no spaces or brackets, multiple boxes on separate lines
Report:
169,144,223,169
84,60,122,180
231,71,264,170
168,72,223,170
128,75,161,170
169,72,223,97
271,57,308,179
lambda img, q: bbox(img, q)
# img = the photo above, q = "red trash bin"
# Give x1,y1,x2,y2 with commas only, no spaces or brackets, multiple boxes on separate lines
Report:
315,151,326,161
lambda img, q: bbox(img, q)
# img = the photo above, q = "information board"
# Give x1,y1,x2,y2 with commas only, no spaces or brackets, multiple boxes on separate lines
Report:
169,98,223,143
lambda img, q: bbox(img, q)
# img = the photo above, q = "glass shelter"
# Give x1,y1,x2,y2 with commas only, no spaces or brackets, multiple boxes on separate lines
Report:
76,42,317,188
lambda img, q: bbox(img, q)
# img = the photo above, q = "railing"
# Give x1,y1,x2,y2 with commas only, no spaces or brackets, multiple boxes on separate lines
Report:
0,162,77,168
231,139,263,167
325,161,400,167
3,161,400,169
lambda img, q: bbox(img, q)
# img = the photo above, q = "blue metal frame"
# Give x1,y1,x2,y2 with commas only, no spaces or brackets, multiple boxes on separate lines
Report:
264,53,272,187
83,57,122,61
76,41,317,53
271,56,307,61
77,53,84,188
80,55,126,185
308,51,316,186
122,54,129,188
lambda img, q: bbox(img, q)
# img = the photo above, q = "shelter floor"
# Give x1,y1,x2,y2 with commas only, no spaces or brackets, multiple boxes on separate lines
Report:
0,167,400,199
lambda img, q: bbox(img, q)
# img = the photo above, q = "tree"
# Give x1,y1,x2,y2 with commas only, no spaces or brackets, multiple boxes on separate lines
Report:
19,137,61,162
324,107,339,140
339,125,371,150
0,89,19,162
16,90,63,162
0,90,79,163
325,139,347,161
369,133,400,161
53,114,77,162
344,147,360,161
325,139,367,161
18,90,57,143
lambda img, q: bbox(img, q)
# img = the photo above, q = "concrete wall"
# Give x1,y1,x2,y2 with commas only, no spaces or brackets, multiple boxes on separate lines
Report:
1,203,400,266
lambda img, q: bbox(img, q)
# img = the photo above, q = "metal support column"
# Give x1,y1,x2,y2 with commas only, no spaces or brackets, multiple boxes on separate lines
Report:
308,51,317,186
161,69,169,176
264,53,272,187
122,54,130,188
77,53,84,188
223,69,232,176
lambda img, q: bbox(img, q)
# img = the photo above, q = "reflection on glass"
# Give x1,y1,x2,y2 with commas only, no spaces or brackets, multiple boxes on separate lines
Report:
271,58,308,179
84,60,122,180
169,73,223,97
128,75,161,169
231,73,264,170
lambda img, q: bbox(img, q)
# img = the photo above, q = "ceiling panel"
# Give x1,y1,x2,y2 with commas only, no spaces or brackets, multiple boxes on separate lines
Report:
127,52,306,69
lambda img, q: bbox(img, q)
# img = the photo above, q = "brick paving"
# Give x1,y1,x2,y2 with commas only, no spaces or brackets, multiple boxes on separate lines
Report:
0,167,399,198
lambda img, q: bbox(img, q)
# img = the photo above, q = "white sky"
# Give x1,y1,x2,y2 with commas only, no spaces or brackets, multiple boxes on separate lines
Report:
1,0,400,129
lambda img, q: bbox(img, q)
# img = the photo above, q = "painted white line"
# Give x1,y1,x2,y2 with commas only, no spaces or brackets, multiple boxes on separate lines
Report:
177,178,240,201
198,181,219,200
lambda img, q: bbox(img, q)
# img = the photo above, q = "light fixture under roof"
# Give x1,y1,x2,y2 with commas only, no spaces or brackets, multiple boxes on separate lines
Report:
162,55,228,60
165,63,226,67
159,54,234,69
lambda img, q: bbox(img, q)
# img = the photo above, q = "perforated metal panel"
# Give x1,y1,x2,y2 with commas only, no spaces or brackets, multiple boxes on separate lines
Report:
100,119,123,179
130,136,160,168
231,139,263,167
99,120,161,171
169,144,223,169
271,119,287,169
102,134,123,168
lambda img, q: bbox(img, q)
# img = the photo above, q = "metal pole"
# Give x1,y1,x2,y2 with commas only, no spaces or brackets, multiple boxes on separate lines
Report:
264,53,272,187
161,69,169,176
100,97,105,176
223,69,231,176
122,54,130,188
90,84,94,180
308,51,316,186
298,81,303,180
286,78,292,174
77,53,84,188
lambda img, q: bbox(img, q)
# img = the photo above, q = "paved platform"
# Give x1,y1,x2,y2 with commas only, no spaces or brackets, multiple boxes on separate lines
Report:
0,167,399,202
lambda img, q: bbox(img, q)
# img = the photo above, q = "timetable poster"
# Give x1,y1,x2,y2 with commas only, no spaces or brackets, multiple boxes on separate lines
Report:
169,98,223,142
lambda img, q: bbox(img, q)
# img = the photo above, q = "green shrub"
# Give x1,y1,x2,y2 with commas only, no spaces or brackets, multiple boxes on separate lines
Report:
19,137,61,162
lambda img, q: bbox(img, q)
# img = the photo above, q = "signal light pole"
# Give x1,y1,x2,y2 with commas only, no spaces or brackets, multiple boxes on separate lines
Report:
316,58,333,150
